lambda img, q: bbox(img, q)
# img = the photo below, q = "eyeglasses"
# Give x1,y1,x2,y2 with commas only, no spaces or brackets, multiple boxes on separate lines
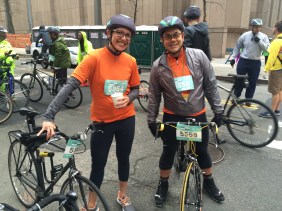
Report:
112,29,132,39
163,32,182,41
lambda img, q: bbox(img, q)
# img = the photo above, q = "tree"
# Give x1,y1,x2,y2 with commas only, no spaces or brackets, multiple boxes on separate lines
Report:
4,0,15,33
129,0,138,23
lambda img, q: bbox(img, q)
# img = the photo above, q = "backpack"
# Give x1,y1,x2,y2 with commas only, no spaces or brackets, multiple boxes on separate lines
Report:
276,37,282,64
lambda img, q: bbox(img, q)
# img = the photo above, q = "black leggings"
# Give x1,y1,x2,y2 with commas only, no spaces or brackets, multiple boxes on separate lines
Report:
159,112,212,170
90,116,135,188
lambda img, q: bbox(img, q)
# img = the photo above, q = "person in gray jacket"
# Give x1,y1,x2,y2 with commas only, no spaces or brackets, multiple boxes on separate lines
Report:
230,18,269,103
147,16,225,208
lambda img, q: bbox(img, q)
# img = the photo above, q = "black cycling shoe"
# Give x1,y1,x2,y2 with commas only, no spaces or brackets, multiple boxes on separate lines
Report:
203,178,225,202
155,180,168,207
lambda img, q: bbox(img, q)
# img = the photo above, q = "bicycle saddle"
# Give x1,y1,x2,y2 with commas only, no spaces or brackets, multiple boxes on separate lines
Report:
19,107,40,118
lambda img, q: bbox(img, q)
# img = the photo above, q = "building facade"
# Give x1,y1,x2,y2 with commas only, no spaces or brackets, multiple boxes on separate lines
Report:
0,0,280,57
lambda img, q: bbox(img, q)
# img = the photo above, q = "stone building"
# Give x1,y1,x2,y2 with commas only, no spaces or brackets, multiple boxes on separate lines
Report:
0,0,281,57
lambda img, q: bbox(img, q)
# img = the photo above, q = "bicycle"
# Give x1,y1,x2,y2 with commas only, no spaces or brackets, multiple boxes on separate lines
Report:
217,73,279,148
138,80,149,112
0,90,13,124
137,67,149,112
155,118,219,211
1,191,79,211
20,59,83,109
8,107,110,211
0,50,30,112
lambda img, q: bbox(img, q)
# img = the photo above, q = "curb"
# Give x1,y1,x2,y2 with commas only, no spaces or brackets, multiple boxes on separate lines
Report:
216,75,268,85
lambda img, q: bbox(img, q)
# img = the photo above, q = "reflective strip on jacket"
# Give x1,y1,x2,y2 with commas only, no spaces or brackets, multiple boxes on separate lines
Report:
147,47,223,124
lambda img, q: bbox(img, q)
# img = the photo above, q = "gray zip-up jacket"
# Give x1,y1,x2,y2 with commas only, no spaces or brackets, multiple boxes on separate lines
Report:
147,47,223,124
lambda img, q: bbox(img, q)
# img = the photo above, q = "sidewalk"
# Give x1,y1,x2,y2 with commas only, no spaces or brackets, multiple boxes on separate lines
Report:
13,47,269,84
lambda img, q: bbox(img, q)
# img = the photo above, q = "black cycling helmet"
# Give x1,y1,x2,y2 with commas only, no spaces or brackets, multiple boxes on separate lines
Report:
39,25,45,30
106,14,136,36
47,26,60,34
250,18,263,26
158,16,185,37
183,6,201,19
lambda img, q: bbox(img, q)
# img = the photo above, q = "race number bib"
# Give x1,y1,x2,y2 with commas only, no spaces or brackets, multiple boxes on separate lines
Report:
176,123,202,142
63,139,81,158
104,80,128,95
174,76,194,92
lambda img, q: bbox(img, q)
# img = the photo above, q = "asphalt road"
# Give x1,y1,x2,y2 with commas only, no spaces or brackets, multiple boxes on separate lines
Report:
0,57,282,210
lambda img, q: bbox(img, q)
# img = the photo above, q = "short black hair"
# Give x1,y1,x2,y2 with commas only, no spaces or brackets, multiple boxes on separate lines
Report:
275,20,282,33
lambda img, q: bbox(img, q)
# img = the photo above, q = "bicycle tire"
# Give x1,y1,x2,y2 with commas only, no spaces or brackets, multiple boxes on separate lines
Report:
60,175,110,211
4,79,30,112
8,139,40,207
20,73,43,102
138,80,149,112
0,91,13,124
180,161,202,211
226,98,278,148
56,82,83,109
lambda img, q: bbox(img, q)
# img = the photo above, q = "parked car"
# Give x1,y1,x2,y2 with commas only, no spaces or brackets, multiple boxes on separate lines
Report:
30,37,78,67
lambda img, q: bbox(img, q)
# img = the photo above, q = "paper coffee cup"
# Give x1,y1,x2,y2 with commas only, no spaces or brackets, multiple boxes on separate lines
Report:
111,92,123,108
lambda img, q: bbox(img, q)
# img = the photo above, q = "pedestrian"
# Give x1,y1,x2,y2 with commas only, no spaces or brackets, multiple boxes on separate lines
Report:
183,5,212,61
147,16,225,208
38,14,140,211
46,26,71,85
77,31,93,87
259,20,282,118
229,19,269,103
0,26,17,91
35,25,52,61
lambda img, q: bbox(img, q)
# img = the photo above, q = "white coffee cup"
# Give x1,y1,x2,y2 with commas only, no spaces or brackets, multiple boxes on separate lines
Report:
111,92,123,108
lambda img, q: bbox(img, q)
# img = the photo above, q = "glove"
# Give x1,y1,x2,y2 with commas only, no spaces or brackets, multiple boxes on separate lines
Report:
211,113,223,128
230,59,235,67
148,122,162,138
253,36,260,42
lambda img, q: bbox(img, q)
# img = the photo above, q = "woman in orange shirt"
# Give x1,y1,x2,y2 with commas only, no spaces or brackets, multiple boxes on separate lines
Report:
38,14,140,211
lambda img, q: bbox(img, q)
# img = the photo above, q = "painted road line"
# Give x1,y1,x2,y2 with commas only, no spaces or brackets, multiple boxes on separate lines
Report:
267,121,282,150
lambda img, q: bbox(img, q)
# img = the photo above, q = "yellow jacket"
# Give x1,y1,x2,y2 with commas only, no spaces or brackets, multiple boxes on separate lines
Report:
265,33,282,72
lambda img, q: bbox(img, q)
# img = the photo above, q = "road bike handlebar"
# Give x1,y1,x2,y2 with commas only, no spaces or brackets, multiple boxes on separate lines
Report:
154,118,218,141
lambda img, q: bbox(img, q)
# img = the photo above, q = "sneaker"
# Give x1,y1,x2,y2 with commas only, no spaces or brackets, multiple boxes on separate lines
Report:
203,178,225,202
275,110,280,116
117,192,135,211
80,206,99,211
259,111,271,118
155,180,168,207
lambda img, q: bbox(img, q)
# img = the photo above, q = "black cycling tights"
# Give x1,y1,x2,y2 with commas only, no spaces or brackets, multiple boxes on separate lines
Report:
159,112,212,170
90,116,135,188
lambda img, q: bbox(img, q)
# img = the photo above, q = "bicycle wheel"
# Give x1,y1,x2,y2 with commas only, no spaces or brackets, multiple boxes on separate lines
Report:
20,73,43,102
138,80,149,112
8,139,39,207
56,82,83,109
226,98,278,148
0,91,13,124
180,161,202,211
4,79,30,112
60,175,110,211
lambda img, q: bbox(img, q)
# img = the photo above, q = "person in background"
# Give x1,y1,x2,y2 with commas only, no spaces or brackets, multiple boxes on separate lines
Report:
35,25,52,60
229,19,269,104
47,26,71,85
259,20,282,118
147,16,224,208
38,15,140,211
0,26,18,90
77,31,93,87
183,5,212,61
